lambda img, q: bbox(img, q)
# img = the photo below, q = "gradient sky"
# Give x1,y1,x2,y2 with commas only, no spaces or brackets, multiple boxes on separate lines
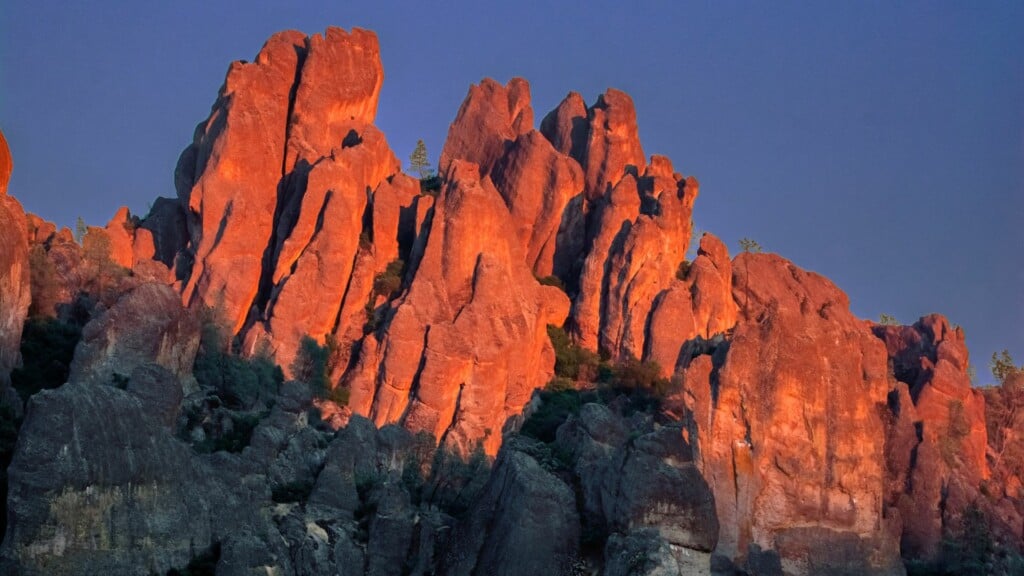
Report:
1,2,1021,381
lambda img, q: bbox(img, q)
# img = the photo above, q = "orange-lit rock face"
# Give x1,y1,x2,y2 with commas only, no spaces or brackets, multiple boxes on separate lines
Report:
176,26,394,343
261,125,399,375
177,30,307,336
646,232,737,376
284,27,383,171
103,207,136,269
0,129,11,195
346,161,570,456
439,77,533,176
488,130,584,278
0,130,30,385
874,315,989,560
681,253,902,573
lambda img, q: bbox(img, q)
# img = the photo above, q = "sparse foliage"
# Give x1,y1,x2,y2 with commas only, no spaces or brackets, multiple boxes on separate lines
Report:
878,313,900,326
738,237,762,254
991,350,1021,384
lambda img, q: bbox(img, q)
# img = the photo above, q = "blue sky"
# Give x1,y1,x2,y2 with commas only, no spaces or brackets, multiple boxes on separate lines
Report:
1,1,1021,379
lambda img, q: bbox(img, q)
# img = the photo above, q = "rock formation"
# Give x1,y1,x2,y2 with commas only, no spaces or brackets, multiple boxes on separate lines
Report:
875,315,989,560
0,129,31,390
345,160,570,456
2,26,1021,576
680,253,904,574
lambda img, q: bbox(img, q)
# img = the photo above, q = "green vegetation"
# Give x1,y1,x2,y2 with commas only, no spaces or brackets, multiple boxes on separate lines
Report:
521,386,587,443
536,275,566,292
11,317,83,401
991,350,1021,384
192,320,282,410
878,313,900,326
74,216,87,244
738,237,763,254
271,479,316,504
675,260,690,281
408,139,434,179
522,326,677,444
293,336,349,406
191,412,261,454
905,504,1023,576
364,259,406,334
547,325,601,382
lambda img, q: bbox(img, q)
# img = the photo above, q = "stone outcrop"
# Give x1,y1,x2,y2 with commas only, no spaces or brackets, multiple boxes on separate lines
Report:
175,30,307,335
0,129,31,388
68,283,200,388
346,160,570,456
646,232,737,377
1,383,221,575
874,315,989,560
6,26,1020,575
680,253,904,574
439,77,533,176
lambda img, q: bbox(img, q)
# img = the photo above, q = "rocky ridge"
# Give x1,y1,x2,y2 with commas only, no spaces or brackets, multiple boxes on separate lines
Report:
0,25,1019,576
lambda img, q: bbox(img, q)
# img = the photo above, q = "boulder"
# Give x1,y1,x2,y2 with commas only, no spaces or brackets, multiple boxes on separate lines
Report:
440,449,580,576
68,283,200,387
0,383,219,575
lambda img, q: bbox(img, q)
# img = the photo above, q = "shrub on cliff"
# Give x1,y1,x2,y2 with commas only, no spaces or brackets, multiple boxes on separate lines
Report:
11,317,83,401
547,325,601,381
293,335,349,406
193,318,282,410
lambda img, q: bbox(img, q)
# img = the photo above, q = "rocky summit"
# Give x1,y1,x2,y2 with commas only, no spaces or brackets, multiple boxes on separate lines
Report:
0,26,1020,576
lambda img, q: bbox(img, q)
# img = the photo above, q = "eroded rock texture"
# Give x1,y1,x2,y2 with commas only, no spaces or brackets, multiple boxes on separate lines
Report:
680,253,904,575
874,315,989,560
5,26,1018,576
0,129,30,388
346,161,570,456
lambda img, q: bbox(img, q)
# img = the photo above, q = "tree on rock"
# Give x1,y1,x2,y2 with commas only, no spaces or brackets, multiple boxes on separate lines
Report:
408,139,434,179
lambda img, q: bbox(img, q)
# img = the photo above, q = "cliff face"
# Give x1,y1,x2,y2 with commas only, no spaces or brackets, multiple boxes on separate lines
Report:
2,26,1020,576
0,130,30,391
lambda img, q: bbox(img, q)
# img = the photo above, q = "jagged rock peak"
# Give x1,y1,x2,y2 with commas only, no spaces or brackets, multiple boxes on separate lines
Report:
0,128,30,389
0,128,11,195
174,26,391,338
439,77,534,176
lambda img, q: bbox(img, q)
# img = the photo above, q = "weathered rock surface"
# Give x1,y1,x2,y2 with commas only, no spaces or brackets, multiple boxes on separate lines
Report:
347,160,570,456
68,283,200,388
488,130,584,278
440,448,580,576
680,253,904,574
176,30,307,335
0,129,30,387
439,77,533,176
646,233,737,377
1,383,220,575
7,26,1017,575
874,315,989,560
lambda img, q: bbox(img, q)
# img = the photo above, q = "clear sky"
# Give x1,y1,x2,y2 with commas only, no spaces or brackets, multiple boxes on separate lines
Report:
1,2,1021,381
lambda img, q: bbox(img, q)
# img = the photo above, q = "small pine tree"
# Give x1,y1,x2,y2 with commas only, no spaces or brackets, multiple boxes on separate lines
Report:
408,139,434,179
74,217,87,244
